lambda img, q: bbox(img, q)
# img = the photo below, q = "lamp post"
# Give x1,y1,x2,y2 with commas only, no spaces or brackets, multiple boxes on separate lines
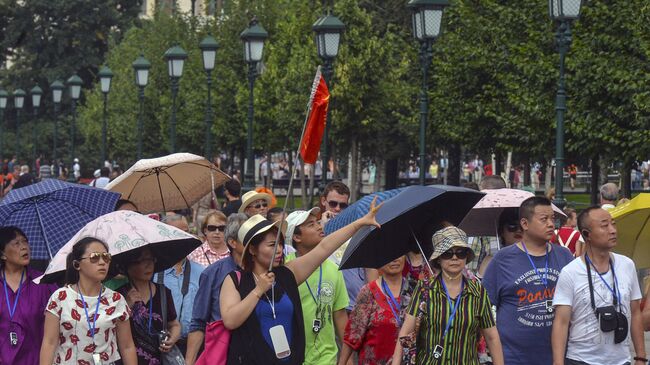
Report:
67,74,82,182
164,45,188,154
200,35,218,160
132,55,151,160
13,89,25,161
50,80,64,177
0,88,7,165
549,0,582,212
313,11,344,187
30,86,43,172
407,0,449,186
240,18,268,191
98,66,113,165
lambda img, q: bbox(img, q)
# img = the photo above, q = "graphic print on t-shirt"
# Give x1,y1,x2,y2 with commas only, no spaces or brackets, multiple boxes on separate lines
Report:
513,266,560,328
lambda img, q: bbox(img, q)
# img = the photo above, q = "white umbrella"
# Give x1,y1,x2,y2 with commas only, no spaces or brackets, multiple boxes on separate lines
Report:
38,210,202,283
106,153,230,214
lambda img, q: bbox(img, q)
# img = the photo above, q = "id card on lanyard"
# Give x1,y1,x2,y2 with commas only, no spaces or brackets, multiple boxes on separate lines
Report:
78,285,104,365
3,269,25,347
434,278,464,360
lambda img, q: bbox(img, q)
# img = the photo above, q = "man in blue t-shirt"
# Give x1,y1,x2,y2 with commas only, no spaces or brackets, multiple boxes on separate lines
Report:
483,196,573,365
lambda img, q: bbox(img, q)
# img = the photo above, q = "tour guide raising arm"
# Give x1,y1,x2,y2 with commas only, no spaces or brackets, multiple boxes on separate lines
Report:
220,198,382,330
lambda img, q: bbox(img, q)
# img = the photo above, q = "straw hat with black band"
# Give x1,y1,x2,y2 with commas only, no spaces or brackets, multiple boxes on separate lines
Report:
238,214,287,267
239,191,272,214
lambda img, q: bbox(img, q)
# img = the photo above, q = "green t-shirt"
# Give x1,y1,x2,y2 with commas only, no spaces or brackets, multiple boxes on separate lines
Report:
286,253,349,365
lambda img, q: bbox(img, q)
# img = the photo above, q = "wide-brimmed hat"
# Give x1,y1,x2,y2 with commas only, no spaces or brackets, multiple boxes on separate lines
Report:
284,207,320,246
239,190,272,213
429,226,475,263
238,214,287,266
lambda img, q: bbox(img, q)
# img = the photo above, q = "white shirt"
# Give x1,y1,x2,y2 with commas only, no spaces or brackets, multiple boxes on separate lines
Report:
553,253,641,365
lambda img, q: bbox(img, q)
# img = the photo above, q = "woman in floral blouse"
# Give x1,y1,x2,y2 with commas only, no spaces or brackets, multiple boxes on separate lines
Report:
338,256,407,365
40,237,137,365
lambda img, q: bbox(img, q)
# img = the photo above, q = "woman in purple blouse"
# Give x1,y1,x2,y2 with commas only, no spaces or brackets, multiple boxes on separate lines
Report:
0,226,57,365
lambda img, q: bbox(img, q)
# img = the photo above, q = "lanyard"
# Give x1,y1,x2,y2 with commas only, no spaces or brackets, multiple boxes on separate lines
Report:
381,278,402,327
78,284,103,343
440,278,464,342
585,254,620,305
521,243,549,287
305,265,322,304
2,269,25,320
254,273,276,319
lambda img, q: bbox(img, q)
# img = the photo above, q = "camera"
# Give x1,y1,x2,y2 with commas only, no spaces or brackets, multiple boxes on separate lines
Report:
156,331,170,345
595,306,628,344
433,345,443,359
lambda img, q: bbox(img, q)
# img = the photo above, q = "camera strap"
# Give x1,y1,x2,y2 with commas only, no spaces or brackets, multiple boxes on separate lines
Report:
586,254,620,315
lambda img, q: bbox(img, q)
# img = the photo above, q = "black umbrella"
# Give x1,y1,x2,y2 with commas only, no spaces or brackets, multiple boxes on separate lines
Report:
339,185,485,269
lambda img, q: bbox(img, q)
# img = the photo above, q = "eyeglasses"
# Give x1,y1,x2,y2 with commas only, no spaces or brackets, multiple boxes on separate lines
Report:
439,248,470,260
327,201,349,209
505,223,522,233
79,252,112,264
251,202,268,209
206,224,226,232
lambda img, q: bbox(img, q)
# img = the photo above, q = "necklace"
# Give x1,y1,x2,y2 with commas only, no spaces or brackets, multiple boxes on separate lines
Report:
442,271,462,280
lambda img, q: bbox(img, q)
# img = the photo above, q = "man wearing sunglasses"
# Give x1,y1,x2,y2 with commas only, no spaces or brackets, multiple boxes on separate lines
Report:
483,197,573,365
552,206,646,365
319,181,350,226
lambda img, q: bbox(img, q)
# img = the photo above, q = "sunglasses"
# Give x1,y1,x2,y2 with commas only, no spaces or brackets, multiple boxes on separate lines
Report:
79,252,112,264
505,223,522,233
251,203,268,210
327,201,349,209
439,248,470,260
206,224,226,232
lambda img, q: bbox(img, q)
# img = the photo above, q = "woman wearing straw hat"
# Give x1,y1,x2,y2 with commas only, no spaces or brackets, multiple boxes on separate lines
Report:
239,190,272,217
392,226,504,365
220,198,382,365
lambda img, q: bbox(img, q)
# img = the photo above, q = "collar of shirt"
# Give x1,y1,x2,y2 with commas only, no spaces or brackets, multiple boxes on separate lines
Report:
202,241,230,257
431,275,481,298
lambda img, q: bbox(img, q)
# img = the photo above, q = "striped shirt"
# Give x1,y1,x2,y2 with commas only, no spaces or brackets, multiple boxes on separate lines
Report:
407,275,495,365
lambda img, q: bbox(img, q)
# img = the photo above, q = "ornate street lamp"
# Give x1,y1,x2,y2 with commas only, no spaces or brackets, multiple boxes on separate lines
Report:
313,11,344,186
407,0,449,186
240,18,268,191
13,89,25,161
50,80,64,177
200,35,218,160
0,88,7,164
549,0,582,212
132,55,151,160
164,44,188,153
30,85,43,171
98,66,113,165
67,74,83,182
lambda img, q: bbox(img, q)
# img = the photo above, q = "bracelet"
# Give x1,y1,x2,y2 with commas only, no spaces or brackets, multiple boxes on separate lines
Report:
634,356,648,363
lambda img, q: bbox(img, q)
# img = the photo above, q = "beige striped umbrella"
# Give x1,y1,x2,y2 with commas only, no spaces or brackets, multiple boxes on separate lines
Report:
106,153,230,214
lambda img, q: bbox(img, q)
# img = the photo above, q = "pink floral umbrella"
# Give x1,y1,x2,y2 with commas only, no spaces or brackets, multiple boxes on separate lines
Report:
37,210,201,283
458,189,565,237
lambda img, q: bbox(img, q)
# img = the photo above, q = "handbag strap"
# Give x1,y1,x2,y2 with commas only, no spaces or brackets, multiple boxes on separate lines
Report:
157,274,168,331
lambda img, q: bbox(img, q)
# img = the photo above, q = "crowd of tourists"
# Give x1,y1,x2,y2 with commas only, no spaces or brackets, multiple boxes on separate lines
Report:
1,171,650,365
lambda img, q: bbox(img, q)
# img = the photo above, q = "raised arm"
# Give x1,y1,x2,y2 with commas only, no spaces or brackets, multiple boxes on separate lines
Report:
286,197,382,285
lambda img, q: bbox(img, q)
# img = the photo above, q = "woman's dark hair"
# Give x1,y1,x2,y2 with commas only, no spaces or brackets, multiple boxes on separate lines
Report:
115,199,139,212
65,237,109,285
498,209,520,246
243,227,284,271
0,226,27,267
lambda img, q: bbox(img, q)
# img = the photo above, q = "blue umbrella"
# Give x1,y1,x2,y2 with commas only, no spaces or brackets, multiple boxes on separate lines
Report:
339,185,485,269
324,187,406,234
0,179,121,259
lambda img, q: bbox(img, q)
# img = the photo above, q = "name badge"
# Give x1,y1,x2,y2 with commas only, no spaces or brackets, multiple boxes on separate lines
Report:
545,300,554,313
269,324,291,359
92,352,102,365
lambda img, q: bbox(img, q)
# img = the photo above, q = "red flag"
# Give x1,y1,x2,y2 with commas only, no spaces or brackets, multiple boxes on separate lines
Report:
300,66,330,165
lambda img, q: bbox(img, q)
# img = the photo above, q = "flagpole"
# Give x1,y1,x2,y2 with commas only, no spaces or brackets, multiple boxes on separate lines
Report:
268,77,318,272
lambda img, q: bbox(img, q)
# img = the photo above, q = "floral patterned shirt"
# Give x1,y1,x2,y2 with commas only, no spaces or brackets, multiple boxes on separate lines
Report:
343,281,406,365
46,285,130,365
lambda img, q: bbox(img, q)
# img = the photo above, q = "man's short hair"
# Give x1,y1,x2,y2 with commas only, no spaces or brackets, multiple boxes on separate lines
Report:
321,181,350,198
100,167,110,177
267,207,283,219
462,182,479,191
519,196,552,221
224,213,248,249
576,206,603,233
479,175,507,190
225,179,241,197
600,183,619,202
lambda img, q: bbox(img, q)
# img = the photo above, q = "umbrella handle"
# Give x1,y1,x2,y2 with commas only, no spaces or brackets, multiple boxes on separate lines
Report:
410,227,435,277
